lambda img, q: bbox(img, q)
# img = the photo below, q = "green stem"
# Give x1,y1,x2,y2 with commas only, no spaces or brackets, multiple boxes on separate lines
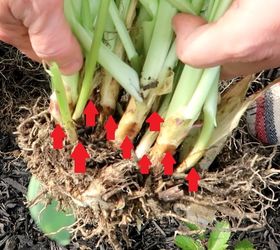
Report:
166,66,203,118
135,62,183,158
157,41,178,83
177,78,219,173
191,0,205,14
208,0,232,21
88,0,101,24
100,0,138,118
213,0,232,21
61,74,79,104
50,63,77,143
70,0,82,21
208,0,221,21
81,0,92,30
72,0,110,120
180,66,220,120
114,39,178,143
64,0,142,104
103,10,116,50
109,0,140,71
139,0,159,17
204,0,215,20
166,0,197,15
118,0,131,17
141,0,177,87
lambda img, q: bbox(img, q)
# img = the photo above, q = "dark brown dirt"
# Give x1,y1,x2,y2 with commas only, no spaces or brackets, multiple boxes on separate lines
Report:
1,42,280,250
0,132,180,250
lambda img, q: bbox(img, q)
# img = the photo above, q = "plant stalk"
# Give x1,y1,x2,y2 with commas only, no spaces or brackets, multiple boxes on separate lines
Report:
72,0,110,120
50,63,77,143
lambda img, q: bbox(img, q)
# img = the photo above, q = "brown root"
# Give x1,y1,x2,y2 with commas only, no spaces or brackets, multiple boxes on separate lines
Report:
17,103,279,249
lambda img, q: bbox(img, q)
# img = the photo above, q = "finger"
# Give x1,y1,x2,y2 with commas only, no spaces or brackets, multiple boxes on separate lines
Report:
18,0,83,75
172,13,206,40
0,25,40,61
0,2,40,61
173,14,231,67
172,1,242,68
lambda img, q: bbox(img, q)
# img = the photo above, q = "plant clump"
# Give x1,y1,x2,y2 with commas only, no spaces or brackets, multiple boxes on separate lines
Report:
14,0,280,248
17,91,280,248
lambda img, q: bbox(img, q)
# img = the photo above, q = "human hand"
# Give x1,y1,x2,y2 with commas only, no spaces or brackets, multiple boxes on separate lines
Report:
0,0,83,75
172,0,280,79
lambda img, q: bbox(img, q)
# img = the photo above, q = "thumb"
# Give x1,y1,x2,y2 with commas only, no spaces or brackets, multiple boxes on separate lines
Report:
26,0,83,75
172,12,235,68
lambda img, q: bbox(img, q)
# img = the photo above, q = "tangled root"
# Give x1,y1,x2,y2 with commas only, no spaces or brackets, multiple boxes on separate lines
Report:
0,42,49,133
17,103,280,249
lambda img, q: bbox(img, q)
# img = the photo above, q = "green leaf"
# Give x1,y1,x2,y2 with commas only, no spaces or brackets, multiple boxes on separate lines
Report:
175,235,204,250
183,222,206,241
234,239,254,250
27,176,75,246
185,222,201,231
208,221,231,250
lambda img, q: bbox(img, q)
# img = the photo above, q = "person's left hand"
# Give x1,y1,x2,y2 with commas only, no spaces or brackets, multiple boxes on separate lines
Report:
172,0,280,79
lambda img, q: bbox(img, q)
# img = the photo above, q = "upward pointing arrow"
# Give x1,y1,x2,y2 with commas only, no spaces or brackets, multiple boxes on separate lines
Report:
185,168,201,192
161,152,176,176
50,124,66,150
146,112,164,131
138,155,151,175
104,115,118,141
120,136,134,159
83,100,99,127
71,142,90,174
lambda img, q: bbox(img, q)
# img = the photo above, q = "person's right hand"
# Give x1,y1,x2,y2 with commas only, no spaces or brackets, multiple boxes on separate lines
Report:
0,0,83,75
173,0,280,79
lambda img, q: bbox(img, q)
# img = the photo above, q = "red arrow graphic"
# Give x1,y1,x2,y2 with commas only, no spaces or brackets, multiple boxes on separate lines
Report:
120,136,134,159
71,142,90,174
138,155,151,175
104,115,118,141
146,112,164,131
50,124,66,150
161,152,176,176
83,100,99,127
185,168,201,192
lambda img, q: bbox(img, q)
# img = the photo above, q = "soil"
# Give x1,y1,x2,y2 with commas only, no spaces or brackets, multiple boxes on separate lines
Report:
1,42,280,250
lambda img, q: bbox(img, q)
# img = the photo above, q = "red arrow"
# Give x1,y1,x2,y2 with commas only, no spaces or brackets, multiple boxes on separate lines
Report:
161,152,176,176
50,124,66,150
185,168,201,192
71,142,90,174
120,136,134,159
83,100,99,127
104,115,118,141
138,155,151,175
146,112,164,131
